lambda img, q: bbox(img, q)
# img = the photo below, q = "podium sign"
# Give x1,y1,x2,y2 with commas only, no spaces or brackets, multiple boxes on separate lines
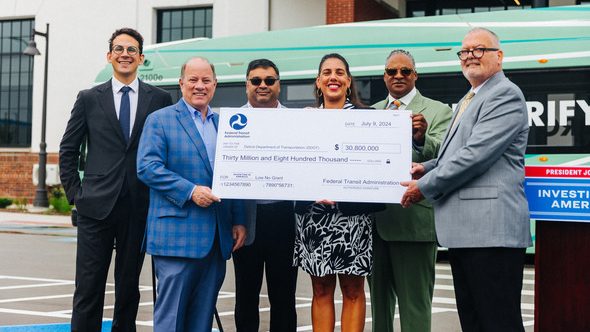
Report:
529,156,590,331
525,166,590,223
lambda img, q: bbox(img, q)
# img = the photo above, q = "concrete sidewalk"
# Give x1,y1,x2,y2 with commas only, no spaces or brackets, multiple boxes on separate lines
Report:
0,211,71,227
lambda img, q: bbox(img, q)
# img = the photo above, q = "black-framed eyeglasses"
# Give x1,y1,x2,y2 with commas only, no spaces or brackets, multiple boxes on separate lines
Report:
456,47,499,60
111,45,139,56
249,77,279,86
385,67,414,77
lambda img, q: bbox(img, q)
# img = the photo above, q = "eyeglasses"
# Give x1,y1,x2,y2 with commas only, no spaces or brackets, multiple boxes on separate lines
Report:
385,67,414,77
456,47,499,60
249,77,278,86
111,45,139,56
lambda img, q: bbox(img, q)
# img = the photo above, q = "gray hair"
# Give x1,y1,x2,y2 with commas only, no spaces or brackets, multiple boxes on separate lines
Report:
466,27,501,48
180,57,216,79
385,49,416,68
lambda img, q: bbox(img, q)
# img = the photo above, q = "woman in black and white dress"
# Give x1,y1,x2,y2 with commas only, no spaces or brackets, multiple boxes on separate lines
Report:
293,53,384,331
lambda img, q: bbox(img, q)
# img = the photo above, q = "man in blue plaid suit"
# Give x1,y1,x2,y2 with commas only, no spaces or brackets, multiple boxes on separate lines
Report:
137,57,247,331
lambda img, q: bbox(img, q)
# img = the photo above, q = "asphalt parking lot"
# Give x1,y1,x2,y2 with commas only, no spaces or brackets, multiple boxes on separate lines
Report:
0,211,535,331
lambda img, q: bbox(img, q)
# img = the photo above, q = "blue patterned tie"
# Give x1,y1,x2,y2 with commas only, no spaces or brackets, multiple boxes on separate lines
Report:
119,86,131,143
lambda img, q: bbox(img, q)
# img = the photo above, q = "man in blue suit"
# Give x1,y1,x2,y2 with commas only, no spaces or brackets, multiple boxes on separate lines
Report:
401,28,531,332
137,57,247,331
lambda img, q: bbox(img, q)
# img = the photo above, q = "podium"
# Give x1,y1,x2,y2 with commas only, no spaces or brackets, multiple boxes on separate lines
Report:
525,164,590,331
535,221,590,331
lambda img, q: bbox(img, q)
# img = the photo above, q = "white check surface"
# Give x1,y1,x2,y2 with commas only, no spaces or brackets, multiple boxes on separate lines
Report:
212,108,411,203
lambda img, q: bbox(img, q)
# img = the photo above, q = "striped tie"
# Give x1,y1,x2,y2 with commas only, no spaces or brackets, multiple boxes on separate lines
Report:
388,99,401,110
451,91,475,129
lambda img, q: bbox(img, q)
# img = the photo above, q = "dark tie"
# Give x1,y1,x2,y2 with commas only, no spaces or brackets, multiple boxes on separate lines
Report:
119,86,131,143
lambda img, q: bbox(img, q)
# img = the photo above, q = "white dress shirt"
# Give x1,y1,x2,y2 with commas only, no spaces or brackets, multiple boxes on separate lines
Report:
387,87,417,110
111,77,139,135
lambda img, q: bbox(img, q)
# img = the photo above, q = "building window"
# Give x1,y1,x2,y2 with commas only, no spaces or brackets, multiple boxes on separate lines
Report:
0,18,34,148
407,0,532,17
157,7,212,43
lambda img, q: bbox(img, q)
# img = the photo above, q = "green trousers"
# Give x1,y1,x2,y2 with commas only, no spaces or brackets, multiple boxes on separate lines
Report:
369,237,437,332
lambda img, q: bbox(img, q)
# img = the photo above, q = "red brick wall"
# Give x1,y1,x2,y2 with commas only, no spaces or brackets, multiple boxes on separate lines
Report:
327,0,355,24
327,0,397,24
0,152,59,201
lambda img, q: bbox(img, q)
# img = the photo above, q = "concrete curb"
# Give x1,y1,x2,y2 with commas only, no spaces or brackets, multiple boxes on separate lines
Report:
0,211,71,227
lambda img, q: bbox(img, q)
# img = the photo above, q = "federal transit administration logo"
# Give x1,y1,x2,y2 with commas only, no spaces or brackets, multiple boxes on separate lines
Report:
229,113,248,130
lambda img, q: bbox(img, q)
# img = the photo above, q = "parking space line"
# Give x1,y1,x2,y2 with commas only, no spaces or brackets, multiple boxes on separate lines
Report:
0,282,73,291
0,275,72,283
436,265,535,276
434,284,534,296
0,293,73,304
0,265,536,330
0,308,71,319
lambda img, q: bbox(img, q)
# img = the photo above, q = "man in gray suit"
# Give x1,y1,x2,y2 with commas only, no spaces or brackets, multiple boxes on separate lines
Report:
401,27,531,332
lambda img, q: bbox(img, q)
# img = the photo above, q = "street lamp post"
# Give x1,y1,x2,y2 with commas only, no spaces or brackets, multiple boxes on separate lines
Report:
23,23,49,207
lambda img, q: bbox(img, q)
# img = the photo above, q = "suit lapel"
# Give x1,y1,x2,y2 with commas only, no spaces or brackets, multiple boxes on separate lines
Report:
97,80,127,145
406,91,427,115
437,95,467,158
373,99,388,110
437,72,505,159
175,102,214,176
213,112,219,130
128,81,153,148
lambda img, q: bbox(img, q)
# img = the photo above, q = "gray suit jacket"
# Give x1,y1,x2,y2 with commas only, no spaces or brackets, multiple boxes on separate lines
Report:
417,71,532,248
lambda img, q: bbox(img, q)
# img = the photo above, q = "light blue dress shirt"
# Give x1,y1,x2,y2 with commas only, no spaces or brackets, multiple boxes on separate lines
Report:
182,99,217,170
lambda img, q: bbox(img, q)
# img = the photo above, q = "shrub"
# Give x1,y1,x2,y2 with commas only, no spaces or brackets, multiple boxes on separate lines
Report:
49,186,72,214
14,198,28,210
0,197,12,208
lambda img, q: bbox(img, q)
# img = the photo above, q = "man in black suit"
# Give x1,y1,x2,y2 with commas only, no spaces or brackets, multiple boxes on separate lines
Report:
232,59,298,332
59,28,172,331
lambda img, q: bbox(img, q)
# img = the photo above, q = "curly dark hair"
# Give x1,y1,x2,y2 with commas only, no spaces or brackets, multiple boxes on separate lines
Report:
108,28,144,54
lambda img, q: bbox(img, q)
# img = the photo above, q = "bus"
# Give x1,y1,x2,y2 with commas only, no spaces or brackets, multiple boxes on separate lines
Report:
96,5,590,253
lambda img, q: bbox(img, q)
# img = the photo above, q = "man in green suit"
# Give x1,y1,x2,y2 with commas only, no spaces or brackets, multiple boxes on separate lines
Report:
369,49,452,332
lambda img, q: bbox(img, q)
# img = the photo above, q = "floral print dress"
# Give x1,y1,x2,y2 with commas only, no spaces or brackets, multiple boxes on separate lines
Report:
293,203,373,277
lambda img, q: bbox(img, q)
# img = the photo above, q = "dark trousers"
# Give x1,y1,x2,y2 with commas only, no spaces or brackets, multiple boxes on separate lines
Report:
71,193,146,332
233,201,298,332
448,247,526,332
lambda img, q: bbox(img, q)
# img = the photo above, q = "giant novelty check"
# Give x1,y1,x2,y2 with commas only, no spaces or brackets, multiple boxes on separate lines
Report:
211,108,412,203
